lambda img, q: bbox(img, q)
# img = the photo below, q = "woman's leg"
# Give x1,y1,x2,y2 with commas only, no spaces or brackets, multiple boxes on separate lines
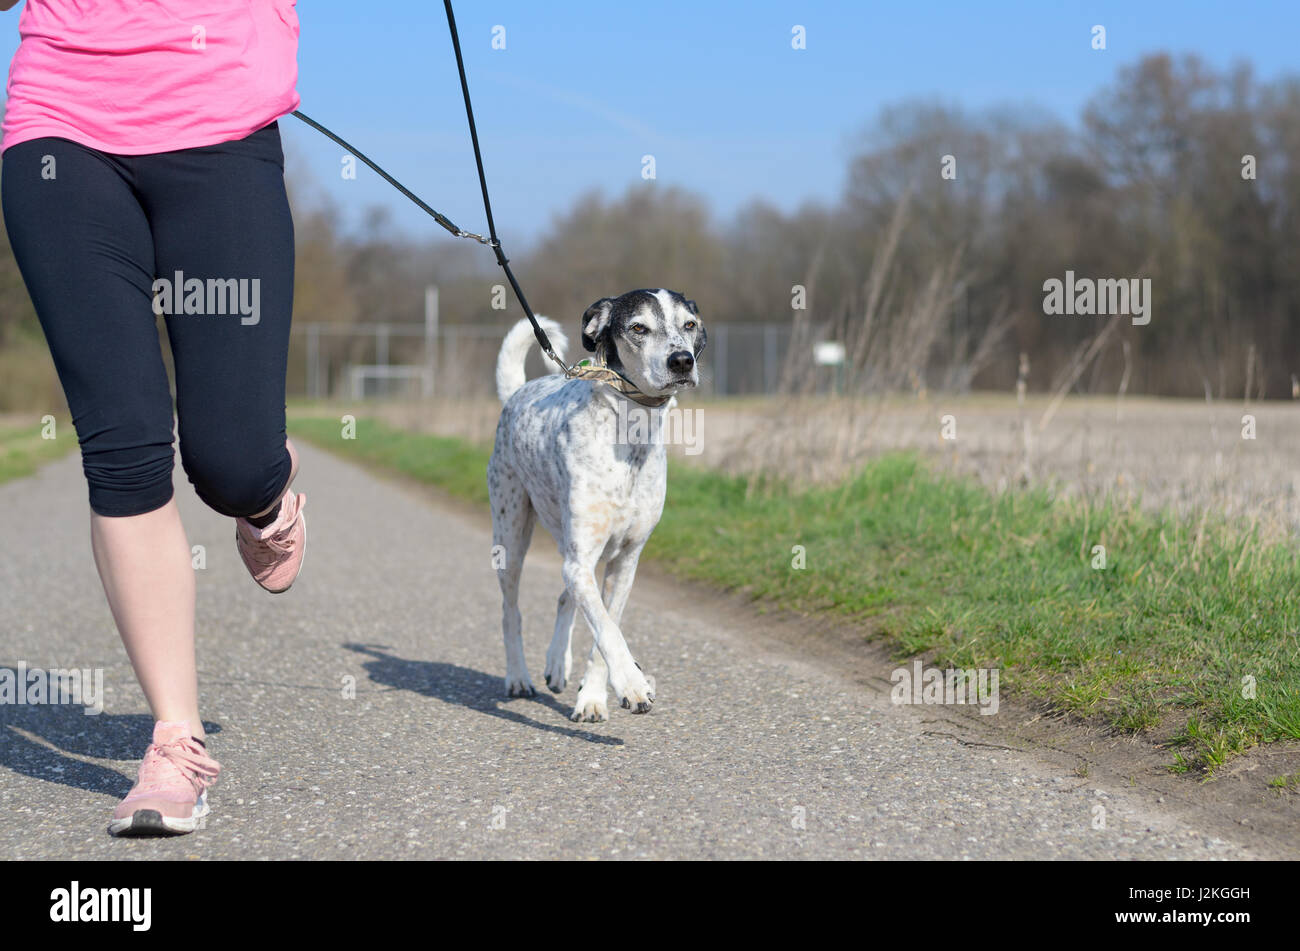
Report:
1,139,204,736
139,122,306,594
91,501,202,735
138,122,297,521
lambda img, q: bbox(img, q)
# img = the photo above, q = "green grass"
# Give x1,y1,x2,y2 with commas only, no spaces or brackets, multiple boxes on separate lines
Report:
289,412,1300,777
0,418,75,484
291,414,492,506
1269,771,1300,791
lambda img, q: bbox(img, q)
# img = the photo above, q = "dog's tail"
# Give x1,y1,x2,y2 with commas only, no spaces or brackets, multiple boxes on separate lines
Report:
496,316,567,403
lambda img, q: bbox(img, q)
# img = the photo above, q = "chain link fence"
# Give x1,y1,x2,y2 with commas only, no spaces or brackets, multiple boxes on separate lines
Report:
289,320,797,400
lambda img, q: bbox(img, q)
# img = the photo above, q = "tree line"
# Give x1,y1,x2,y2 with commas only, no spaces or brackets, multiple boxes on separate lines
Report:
1,53,1295,406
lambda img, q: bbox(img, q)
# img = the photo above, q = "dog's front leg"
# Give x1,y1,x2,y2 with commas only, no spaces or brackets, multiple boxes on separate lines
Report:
562,559,654,715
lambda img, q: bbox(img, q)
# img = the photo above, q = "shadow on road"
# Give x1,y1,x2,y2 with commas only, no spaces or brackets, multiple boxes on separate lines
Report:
343,643,623,746
0,671,222,796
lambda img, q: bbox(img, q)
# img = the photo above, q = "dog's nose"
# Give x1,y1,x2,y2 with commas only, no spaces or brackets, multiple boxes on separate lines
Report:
667,350,694,374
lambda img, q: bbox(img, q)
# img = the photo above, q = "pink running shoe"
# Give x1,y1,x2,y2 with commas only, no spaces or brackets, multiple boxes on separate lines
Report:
109,721,220,837
235,441,307,593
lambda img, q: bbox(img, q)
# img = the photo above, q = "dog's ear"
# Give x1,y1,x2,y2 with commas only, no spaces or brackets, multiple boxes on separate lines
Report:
685,299,706,355
581,297,614,353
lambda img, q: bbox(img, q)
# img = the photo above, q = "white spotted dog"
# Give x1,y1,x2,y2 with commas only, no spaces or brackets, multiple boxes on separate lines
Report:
487,289,705,721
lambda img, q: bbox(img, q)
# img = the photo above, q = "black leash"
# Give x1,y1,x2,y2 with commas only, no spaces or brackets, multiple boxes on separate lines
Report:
289,110,490,246
290,0,568,373
440,0,562,370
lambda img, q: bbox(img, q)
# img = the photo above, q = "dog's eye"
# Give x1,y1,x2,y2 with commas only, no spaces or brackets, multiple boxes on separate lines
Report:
631,324,648,335
683,321,696,331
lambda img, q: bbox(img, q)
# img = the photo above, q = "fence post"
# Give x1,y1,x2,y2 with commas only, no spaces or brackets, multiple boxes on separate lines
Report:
714,324,729,396
306,324,320,399
764,323,778,394
425,285,439,398
447,325,459,393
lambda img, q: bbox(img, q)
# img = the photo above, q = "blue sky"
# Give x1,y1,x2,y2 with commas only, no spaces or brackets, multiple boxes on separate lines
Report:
2,1,1297,245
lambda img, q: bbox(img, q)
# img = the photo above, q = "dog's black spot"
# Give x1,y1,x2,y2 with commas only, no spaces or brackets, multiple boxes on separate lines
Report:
580,297,614,354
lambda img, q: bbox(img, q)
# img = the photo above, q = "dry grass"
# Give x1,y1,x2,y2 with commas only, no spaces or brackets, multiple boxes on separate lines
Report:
340,389,1300,543
683,392,1300,541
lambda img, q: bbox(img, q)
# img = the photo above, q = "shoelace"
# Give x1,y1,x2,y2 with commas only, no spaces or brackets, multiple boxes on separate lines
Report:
134,736,221,796
239,493,304,562
261,531,296,556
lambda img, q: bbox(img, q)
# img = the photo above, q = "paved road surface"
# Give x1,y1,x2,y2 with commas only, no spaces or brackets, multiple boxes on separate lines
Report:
0,444,1265,859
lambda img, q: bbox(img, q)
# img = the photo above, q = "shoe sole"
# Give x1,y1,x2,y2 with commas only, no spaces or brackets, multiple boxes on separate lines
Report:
108,793,209,837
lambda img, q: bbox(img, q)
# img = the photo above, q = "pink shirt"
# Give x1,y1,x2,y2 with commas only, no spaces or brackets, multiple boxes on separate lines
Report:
2,0,300,155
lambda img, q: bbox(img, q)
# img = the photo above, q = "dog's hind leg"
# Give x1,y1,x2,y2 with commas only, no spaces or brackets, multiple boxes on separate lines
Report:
601,545,645,627
543,588,576,693
490,469,537,697
601,545,654,691
571,638,608,722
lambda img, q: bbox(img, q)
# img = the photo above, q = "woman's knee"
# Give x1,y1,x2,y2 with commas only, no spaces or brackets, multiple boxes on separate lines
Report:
180,439,289,518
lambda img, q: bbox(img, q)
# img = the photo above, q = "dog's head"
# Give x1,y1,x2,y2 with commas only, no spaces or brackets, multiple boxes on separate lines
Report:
580,289,706,396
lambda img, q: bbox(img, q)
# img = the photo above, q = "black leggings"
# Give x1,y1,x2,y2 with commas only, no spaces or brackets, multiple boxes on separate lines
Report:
2,122,294,518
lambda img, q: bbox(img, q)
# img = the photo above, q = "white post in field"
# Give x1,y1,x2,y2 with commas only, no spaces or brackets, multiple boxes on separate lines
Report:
425,285,439,398
306,323,320,399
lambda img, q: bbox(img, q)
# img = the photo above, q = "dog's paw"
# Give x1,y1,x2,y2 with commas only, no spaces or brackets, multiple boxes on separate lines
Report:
570,674,608,722
569,695,609,723
504,675,536,698
543,646,571,694
611,667,655,715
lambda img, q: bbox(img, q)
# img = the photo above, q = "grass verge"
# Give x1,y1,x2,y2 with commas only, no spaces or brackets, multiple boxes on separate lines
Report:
289,412,1300,777
0,418,75,484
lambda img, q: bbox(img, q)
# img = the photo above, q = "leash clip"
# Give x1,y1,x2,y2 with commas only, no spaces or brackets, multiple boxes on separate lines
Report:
455,230,496,246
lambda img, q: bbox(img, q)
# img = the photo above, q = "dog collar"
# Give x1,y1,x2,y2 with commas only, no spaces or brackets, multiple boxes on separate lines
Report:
565,347,674,408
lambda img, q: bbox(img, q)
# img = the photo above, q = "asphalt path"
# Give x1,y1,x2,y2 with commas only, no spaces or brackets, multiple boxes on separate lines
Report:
0,443,1265,859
